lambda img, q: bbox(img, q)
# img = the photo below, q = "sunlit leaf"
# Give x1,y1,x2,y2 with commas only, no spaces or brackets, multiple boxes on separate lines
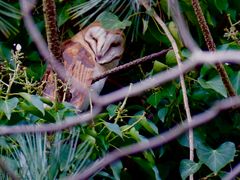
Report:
104,122,123,138
153,61,168,74
198,77,227,97
19,93,45,115
106,104,118,118
140,118,159,135
0,97,19,119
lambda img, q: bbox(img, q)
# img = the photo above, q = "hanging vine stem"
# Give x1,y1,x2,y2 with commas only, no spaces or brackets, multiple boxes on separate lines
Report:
139,2,194,178
191,0,236,97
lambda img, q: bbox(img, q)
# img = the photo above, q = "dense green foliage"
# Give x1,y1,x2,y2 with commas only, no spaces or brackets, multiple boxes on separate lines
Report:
0,0,240,179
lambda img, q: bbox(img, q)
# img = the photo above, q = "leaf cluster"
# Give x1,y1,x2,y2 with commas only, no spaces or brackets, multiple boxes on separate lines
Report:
0,0,240,179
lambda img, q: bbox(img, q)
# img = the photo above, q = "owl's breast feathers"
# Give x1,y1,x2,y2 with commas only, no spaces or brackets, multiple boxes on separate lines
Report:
62,40,95,108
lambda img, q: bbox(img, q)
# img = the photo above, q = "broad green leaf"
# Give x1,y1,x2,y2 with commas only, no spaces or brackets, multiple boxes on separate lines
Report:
140,118,159,135
179,159,202,180
110,161,123,180
157,108,168,122
153,61,168,74
168,21,184,48
232,71,240,94
128,127,141,141
178,130,206,149
198,77,227,97
213,0,228,13
205,11,216,27
19,93,45,115
132,157,162,180
96,11,131,30
0,97,19,119
141,119,158,135
147,91,162,108
106,104,118,118
104,122,122,138
143,150,155,164
196,142,236,173
165,50,177,66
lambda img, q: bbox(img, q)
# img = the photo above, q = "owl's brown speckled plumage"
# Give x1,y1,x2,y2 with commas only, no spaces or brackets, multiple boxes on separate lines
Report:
43,22,125,109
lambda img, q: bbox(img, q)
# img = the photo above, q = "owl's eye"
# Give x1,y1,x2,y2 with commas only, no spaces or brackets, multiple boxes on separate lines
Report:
111,42,121,47
90,34,97,42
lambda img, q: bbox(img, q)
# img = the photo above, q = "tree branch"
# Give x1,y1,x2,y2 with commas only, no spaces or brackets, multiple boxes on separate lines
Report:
191,0,236,97
140,1,194,173
93,48,171,82
222,163,240,180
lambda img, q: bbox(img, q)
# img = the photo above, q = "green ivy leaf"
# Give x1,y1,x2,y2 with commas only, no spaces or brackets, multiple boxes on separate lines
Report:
153,61,168,74
106,104,118,118
140,117,159,135
232,71,240,94
19,93,45,115
166,50,177,66
128,127,141,141
196,142,236,173
0,97,19,120
96,11,131,30
147,91,162,108
132,157,162,180
178,130,206,149
213,0,228,13
104,122,123,138
157,108,168,122
179,159,202,180
198,76,227,97
110,161,123,180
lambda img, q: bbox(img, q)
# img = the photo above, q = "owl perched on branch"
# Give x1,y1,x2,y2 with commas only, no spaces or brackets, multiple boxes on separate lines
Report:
43,22,125,109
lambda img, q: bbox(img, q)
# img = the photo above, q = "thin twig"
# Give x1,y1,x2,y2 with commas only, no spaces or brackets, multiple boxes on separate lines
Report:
68,96,240,179
168,0,200,53
93,48,171,82
222,163,240,180
139,1,194,167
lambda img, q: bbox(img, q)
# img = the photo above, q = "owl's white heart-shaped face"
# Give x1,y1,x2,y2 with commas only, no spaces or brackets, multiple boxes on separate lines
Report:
84,25,125,65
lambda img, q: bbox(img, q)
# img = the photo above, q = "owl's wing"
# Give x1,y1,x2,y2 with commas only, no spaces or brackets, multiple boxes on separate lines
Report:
62,41,95,108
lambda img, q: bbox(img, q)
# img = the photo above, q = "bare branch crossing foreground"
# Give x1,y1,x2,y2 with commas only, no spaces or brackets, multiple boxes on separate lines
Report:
1,0,239,179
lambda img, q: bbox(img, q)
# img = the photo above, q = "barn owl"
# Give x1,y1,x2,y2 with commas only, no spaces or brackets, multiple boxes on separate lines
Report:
43,22,125,109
